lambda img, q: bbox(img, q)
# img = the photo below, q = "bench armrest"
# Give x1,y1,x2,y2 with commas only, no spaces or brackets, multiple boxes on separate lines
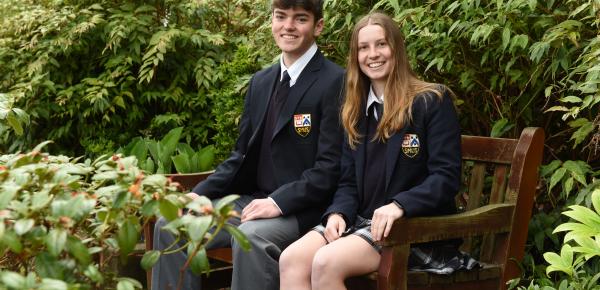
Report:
381,203,515,247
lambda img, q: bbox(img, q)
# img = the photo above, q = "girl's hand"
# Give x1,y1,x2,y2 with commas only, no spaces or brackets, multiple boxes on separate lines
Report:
324,213,346,243
371,203,404,242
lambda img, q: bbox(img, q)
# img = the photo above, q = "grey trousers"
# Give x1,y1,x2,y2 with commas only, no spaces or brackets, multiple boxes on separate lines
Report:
151,195,300,290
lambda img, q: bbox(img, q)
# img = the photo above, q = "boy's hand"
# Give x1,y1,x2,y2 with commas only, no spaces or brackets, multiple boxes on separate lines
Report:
324,213,346,243
241,198,281,222
371,203,404,242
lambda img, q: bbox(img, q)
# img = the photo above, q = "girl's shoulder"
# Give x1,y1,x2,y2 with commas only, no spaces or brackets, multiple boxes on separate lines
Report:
413,84,451,106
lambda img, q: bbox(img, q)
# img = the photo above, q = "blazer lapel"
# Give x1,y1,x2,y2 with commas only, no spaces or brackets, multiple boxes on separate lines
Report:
249,65,279,143
272,52,323,139
385,132,404,192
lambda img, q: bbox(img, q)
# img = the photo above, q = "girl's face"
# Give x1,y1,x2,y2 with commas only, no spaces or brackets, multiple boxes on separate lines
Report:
357,24,393,93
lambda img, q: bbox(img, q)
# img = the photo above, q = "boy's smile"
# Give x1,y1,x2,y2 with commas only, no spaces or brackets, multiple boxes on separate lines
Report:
272,7,323,67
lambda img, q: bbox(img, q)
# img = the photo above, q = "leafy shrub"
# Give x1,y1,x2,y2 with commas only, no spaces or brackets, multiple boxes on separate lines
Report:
0,142,247,289
0,0,265,158
118,127,215,174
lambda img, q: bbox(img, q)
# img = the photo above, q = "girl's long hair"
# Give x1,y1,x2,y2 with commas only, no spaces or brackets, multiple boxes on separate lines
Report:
342,12,443,148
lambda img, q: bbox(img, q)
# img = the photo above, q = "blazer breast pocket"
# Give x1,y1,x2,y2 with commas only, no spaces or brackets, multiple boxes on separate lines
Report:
397,132,425,163
291,108,318,144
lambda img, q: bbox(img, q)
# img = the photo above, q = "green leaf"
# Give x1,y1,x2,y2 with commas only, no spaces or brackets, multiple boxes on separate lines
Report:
159,199,179,221
67,236,91,265
0,272,25,289
560,96,582,103
141,200,159,217
141,250,161,270
39,278,68,290
490,118,514,137
46,228,67,257
117,280,135,290
563,177,573,198
215,195,239,214
31,191,53,211
188,246,209,275
570,122,594,147
562,205,600,229
129,138,148,163
548,167,567,192
568,118,590,128
2,231,23,253
544,106,569,112
14,219,34,235
501,27,510,51
84,264,104,283
0,182,20,209
197,146,215,172
592,189,600,215
118,219,139,258
116,277,142,290
172,154,191,173
158,127,183,172
224,224,250,251
540,160,561,178
187,215,212,243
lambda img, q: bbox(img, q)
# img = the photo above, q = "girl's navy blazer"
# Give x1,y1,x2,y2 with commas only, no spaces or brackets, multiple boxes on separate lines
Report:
325,87,462,225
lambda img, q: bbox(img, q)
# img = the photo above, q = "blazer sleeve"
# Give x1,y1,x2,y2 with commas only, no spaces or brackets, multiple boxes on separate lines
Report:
321,137,360,225
191,75,256,199
270,72,344,215
390,89,462,218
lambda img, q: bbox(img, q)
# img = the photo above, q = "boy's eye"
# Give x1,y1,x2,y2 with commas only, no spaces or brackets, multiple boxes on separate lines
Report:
297,17,308,23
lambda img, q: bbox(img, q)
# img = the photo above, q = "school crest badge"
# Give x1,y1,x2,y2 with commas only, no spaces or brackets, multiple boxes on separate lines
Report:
402,134,420,158
294,114,311,137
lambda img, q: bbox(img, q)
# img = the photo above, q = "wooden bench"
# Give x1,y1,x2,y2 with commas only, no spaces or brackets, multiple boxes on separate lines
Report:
145,127,544,290
143,172,232,290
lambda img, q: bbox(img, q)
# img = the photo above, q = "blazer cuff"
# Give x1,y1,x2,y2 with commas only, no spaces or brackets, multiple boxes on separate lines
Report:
268,197,283,215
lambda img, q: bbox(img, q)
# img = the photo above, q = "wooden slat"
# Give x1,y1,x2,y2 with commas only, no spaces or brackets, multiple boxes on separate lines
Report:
461,135,518,164
481,165,510,262
490,165,509,204
466,164,486,211
383,204,515,246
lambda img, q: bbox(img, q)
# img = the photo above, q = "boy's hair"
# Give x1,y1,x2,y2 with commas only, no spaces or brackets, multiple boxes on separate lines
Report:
271,0,323,21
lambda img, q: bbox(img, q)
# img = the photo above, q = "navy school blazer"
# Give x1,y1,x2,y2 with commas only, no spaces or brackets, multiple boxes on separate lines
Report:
192,50,345,231
324,87,461,225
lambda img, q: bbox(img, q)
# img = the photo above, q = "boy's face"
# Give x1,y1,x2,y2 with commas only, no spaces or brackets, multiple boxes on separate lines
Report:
271,7,323,64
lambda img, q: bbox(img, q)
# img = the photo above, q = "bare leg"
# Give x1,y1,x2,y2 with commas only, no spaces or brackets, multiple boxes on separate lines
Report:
280,231,327,290
311,235,380,290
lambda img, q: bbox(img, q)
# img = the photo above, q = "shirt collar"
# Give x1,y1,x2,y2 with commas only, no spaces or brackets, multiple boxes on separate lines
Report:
279,43,318,87
365,85,384,117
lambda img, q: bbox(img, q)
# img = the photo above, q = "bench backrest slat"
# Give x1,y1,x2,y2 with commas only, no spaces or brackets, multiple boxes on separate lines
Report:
457,128,544,282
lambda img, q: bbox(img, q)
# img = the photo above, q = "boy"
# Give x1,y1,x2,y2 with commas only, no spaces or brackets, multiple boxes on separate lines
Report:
151,0,345,289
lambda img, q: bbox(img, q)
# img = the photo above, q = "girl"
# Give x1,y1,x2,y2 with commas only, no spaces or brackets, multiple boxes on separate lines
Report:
279,12,474,290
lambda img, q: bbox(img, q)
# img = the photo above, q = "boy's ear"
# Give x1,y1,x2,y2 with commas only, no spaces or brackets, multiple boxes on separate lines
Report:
314,18,324,37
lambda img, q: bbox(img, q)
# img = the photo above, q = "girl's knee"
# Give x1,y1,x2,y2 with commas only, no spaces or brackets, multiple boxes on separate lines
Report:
279,246,295,272
311,248,336,277
279,243,304,273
